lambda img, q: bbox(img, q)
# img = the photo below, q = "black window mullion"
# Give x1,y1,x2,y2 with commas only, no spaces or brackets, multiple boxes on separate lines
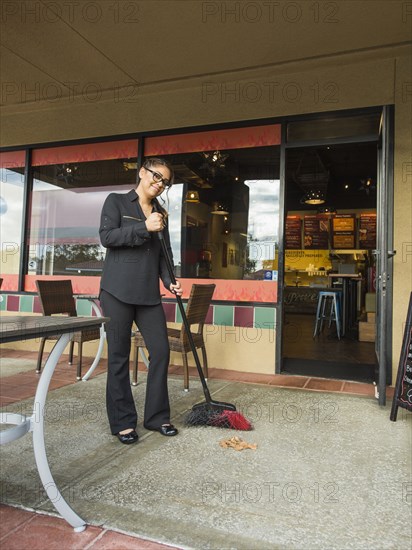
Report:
18,149,32,291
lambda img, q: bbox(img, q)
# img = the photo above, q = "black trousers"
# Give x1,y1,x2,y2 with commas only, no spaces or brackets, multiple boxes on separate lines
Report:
100,289,171,434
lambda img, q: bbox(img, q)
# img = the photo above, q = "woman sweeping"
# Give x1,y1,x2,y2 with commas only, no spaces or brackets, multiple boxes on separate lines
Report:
99,157,182,444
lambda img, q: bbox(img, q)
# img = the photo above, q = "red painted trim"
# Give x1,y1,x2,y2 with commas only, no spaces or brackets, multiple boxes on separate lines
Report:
23,275,277,303
24,275,100,295
179,278,278,303
32,139,138,166
145,125,281,156
0,274,19,291
0,151,26,168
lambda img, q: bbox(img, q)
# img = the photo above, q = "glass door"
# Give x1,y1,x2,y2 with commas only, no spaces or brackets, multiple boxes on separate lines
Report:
280,109,382,382
375,106,395,406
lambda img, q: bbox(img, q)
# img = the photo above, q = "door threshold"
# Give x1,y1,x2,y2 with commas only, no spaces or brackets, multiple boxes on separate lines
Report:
282,357,376,383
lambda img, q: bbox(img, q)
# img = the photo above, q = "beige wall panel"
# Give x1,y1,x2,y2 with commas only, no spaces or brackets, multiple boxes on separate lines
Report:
170,326,276,374
392,55,412,385
0,332,275,375
0,312,276,375
0,56,396,146
0,339,108,360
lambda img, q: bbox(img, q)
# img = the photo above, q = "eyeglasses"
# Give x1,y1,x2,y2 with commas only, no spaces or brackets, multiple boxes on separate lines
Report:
144,166,172,188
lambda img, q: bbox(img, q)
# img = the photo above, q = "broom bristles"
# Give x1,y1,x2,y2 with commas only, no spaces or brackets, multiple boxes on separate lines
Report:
210,410,253,431
185,407,252,431
185,407,215,426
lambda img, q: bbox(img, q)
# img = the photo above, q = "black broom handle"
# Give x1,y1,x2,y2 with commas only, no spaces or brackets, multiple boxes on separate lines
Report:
154,207,213,402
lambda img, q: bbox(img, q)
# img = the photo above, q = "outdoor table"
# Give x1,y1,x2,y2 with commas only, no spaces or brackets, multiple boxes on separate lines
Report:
0,315,108,532
75,295,106,382
328,273,362,337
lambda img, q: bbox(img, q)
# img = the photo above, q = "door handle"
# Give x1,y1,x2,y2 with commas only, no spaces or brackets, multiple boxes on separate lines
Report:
372,250,396,258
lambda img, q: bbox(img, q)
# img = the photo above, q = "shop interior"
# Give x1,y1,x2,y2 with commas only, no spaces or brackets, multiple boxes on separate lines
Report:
282,140,379,382
152,145,281,282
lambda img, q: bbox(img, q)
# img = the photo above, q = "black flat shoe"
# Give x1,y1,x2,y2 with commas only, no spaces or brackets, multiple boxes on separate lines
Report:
145,424,178,436
116,430,139,444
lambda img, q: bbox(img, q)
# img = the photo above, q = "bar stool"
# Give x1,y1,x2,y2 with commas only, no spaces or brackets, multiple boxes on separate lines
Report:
313,290,342,340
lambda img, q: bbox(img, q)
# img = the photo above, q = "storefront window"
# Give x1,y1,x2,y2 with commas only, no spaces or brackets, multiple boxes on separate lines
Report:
145,125,281,302
0,151,25,291
26,140,138,293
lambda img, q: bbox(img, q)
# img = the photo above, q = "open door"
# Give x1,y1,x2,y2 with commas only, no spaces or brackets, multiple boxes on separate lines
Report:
375,106,395,406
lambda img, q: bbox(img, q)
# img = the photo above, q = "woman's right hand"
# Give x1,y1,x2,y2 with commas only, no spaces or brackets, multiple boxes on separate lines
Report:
145,213,165,232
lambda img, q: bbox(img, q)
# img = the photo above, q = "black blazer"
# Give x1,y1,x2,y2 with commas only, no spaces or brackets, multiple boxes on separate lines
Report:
99,189,173,305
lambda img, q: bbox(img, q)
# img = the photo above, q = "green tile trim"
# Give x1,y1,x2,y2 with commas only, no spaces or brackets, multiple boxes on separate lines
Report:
0,292,278,330
76,299,92,316
175,302,187,324
20,295,34,313
254,307,276,329
213,305,234,326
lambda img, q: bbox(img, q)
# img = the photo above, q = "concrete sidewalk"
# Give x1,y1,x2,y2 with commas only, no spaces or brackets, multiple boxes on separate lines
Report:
1,368,411,549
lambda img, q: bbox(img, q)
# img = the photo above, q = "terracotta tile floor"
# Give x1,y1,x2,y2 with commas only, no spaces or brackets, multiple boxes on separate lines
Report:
0,505,176,549
0,348,394,548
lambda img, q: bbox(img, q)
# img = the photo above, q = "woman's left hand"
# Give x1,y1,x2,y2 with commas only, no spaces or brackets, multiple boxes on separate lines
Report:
170,280,183,296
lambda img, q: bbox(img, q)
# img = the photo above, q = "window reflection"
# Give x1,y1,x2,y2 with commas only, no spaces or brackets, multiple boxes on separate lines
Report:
160,145,280,280
162,185,183,274
245,179,280,276
28,155,137,277
0,154,25,290
25,136,280,287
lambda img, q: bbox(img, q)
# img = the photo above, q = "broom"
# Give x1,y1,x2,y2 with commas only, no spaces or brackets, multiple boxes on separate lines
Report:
154,203,252,431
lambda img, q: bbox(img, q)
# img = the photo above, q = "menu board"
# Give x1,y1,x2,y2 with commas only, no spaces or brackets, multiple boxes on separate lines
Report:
332,214,356,249
390,292,412,421
285,216,302,249
303,215,330,249
359,213,377,249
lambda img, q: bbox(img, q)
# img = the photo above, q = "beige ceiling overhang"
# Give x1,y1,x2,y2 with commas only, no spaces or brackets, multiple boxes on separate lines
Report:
0,0,410,146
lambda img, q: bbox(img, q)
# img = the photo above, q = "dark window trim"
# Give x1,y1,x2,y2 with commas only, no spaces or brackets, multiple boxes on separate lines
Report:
17,149,32,291
285,134,380,149
275,122,288,374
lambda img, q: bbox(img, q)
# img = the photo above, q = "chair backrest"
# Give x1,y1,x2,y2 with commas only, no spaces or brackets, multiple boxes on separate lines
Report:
182,284,215,335
35,279,77,317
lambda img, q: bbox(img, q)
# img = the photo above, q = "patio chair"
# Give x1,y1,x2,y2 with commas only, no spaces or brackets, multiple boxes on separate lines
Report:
35,279,101,380
132,283,215,391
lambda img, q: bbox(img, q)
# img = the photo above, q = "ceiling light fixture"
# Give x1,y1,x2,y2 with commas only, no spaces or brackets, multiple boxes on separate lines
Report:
359,178,376,195
56,164,78,185
301,189,326,205
203,150,229,166
185,190,200,203
211,201,229,215
123,161,137,171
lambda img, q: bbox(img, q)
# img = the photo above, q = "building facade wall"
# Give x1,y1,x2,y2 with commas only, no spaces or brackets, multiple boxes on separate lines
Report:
1,44,411,383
